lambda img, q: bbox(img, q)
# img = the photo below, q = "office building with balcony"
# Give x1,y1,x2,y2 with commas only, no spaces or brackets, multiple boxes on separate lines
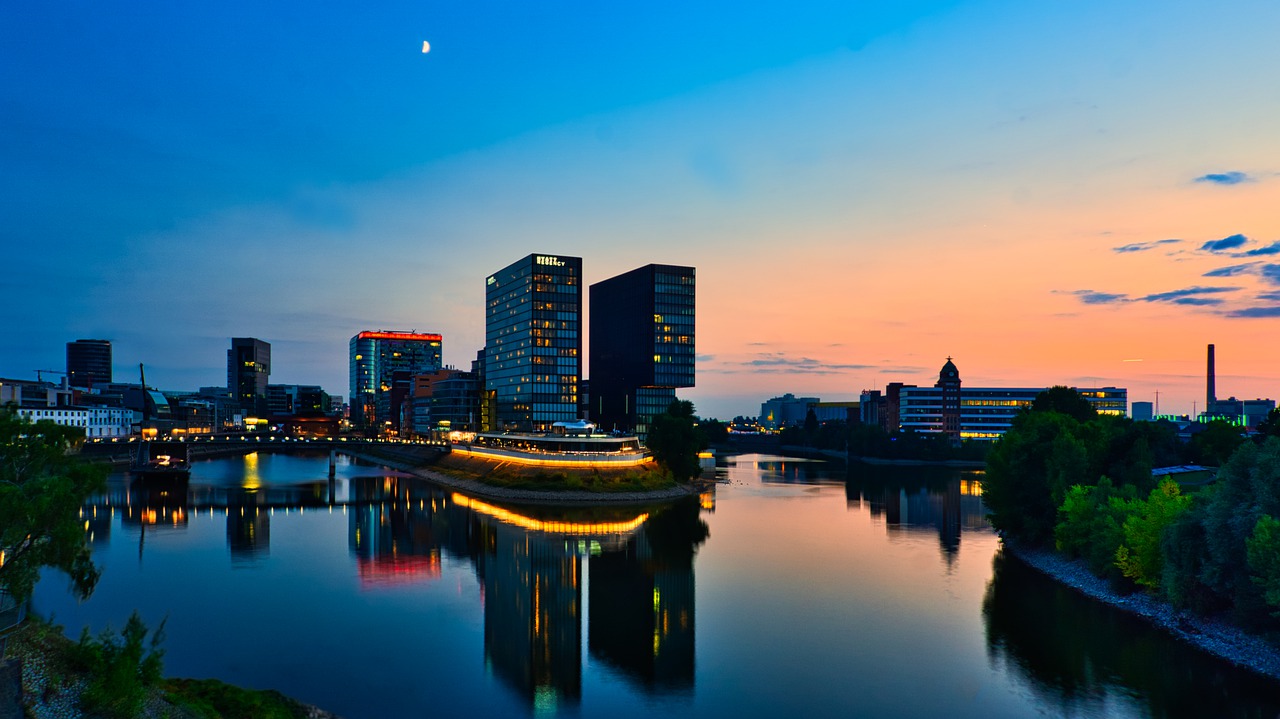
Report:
349,330,443,434
590,264,695,439
228,338,271,416
484,253,582,432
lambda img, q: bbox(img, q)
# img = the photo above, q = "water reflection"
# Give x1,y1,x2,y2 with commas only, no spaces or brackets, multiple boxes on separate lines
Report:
845,463,988,565
589,498,706,695
343,475,709,708
983,550,1280,718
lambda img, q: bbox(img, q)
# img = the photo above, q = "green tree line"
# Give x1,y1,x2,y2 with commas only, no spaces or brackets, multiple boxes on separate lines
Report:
984,390,1280,630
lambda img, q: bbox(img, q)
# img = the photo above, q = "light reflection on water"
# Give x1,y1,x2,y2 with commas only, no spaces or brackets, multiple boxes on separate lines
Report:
35,451,1280,718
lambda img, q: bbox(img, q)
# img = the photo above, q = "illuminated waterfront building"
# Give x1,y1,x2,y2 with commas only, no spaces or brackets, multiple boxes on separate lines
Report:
227,337,271,416
870,359,1128,441
66,339,112,388
589,264,695,439
485,253,582,431
348,330,443,434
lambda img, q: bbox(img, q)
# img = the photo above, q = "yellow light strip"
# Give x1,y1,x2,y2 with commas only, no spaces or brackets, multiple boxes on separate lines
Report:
452,445,653,468
452,493,648,535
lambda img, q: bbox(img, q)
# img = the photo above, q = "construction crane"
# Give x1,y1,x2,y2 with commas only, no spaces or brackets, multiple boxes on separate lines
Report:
34,369,67,383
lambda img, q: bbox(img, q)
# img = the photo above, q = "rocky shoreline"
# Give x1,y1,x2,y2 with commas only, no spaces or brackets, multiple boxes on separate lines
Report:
1004,541,1280,683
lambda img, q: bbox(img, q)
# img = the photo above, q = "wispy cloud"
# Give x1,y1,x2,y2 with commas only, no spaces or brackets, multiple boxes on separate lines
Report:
1194,171,1251,185
1202,263,1260,278
1200,233,1249,252
709,352,877,375
1113,238,1182,253
1241,241,1280,257
1140,286,1239,303
1068,286,1239,307
1071,289,1129,304
1262,264,1280,285
1225,306,1280,318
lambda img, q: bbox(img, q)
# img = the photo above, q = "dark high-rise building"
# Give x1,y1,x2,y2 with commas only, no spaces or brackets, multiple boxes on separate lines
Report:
589,264,695,438
485,253,583,431
349,330,443,434
228,338,271,416
66,339,112,388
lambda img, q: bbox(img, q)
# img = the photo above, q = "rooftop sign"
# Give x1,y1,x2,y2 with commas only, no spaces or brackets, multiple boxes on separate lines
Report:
356,331,443,342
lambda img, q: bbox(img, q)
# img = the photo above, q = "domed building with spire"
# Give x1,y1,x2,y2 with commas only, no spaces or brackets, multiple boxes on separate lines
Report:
862,358,1128,442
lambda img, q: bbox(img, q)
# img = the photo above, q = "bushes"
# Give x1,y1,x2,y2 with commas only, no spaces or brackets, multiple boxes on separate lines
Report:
1054,477,1132,582
68,611,166,718
986,388,1280,631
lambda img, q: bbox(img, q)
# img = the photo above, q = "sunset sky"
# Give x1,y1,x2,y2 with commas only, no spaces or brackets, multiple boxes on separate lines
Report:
3,0,1278,419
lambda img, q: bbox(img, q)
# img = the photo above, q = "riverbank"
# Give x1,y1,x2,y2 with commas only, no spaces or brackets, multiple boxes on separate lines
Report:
2,618,341,719
1004,541,1280,683
343,447,700,505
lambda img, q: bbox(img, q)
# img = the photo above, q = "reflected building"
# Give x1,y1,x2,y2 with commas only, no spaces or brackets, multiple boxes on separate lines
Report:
347,477,453,587
480,521,582,707
228,505,270,560
847,475,989,565
588,500,705,694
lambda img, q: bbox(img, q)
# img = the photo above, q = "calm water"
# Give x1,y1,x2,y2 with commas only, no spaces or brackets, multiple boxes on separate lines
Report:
33,452,1280,718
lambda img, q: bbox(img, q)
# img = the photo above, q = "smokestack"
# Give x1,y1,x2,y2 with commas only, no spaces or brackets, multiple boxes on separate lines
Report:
1207,343,1216,412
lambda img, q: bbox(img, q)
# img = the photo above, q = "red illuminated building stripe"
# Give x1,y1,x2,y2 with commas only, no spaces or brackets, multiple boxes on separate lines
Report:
356,331,442,342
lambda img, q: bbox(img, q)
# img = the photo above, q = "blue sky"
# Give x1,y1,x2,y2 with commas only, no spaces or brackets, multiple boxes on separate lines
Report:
4,0,1278,418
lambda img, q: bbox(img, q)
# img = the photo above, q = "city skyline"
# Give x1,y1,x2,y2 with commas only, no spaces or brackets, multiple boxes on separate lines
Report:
3,1,1278,420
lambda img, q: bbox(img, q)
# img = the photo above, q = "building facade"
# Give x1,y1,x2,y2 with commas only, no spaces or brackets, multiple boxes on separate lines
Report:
16,406,133,438
485,253,583,432
589,264,695,438
66,339,112,388
349,330,443,434
758,394,820,431
228,338,271,416
872,359,1128,441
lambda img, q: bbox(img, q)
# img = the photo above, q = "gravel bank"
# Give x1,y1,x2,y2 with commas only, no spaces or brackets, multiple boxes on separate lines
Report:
1005,541,1280,683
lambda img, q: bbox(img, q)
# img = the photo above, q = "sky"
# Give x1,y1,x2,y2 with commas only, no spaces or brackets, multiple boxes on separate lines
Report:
2,0,1278,420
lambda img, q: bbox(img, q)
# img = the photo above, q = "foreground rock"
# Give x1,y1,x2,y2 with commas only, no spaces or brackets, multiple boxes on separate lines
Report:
1006,542,1280,683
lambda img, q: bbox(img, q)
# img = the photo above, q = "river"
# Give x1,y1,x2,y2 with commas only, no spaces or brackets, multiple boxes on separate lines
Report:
32,451,1280,718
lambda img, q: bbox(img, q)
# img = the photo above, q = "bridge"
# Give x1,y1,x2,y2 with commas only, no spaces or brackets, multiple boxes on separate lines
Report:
78,435,450,465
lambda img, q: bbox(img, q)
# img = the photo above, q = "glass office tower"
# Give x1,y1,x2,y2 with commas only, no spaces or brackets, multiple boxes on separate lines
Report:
485,253,583,431
349,331,443,434
589,264,695,439
66,339,112,388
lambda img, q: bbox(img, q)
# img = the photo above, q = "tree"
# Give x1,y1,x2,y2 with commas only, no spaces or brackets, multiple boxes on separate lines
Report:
1054,477,1133,581
0,408,107,604
1246,515,1280,617
1256,408,1280,441
1188,420,1245,466
1114,478,1191,590
985,410,1089,545
646,400,707,483
1200,437,1280,626
1031,386,1098,423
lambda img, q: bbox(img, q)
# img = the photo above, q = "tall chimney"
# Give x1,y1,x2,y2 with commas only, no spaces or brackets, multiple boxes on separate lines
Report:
1207,343,1216,412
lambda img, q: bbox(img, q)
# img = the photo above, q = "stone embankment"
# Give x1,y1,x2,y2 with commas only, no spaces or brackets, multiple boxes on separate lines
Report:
1006,543,1280,683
